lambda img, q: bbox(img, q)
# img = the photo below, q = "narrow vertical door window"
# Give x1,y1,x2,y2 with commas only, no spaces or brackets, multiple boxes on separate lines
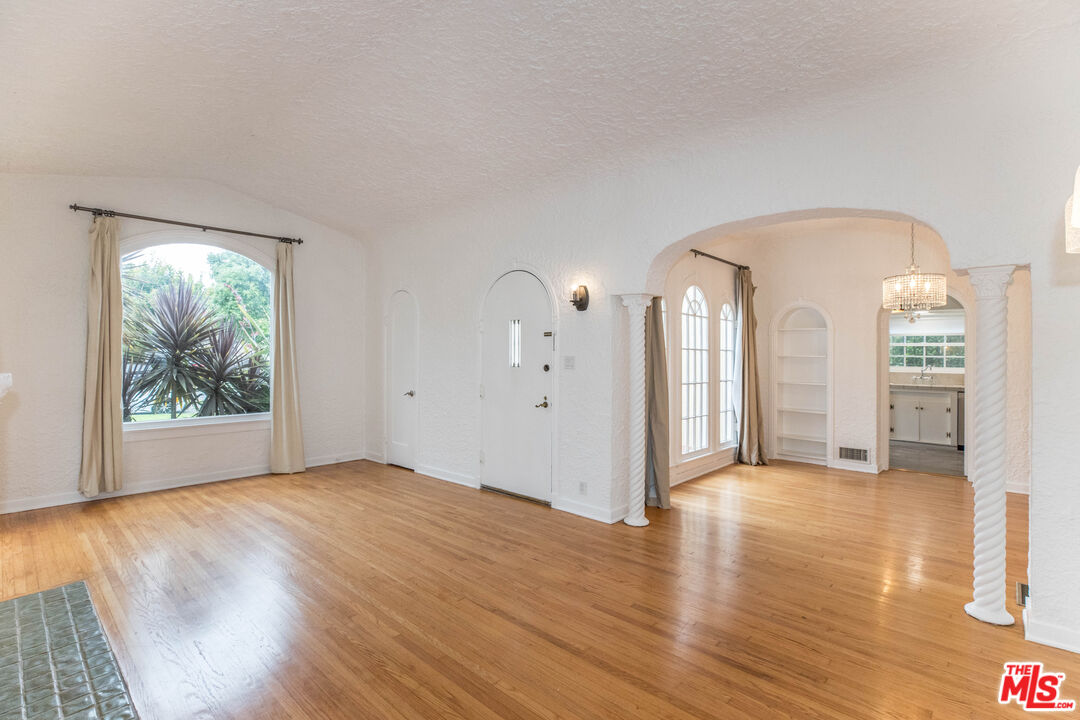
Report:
509,319,521,367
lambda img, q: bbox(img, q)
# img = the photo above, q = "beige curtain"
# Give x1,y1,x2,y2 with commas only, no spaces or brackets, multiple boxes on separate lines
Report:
735,268,768,465
645,297,671,508
271,242,306,473
79,216,124,497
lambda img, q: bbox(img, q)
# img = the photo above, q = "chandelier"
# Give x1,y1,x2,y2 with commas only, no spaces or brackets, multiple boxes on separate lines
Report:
882,223,946,323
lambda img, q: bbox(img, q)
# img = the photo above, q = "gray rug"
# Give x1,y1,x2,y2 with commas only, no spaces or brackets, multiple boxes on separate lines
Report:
0,581,138,720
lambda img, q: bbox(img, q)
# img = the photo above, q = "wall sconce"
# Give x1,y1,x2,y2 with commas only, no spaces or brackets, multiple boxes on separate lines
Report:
570,285,589,311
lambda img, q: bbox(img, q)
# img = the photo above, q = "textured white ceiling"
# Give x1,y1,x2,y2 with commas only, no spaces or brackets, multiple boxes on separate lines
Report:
2,1,1076,237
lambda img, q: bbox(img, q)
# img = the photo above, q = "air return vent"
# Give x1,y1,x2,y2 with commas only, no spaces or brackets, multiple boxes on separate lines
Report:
838,447,869,463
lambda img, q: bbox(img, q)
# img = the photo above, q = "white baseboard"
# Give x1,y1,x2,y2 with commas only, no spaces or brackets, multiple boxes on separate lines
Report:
305,450,368,468
670,449,735,487
0,463,270,515
1007,482,1030,495
551,496,627,524
415,464,480,489
1024,610,1080,655
1,449,371,516
828,458,879,474
364,451,387,464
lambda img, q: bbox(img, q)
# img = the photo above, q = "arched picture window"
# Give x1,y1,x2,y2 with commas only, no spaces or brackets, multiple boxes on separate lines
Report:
681,286,709,454
718,303,736,444
120,243,272,422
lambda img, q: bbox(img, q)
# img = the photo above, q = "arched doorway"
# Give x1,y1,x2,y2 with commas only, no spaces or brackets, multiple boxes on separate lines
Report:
881,293,969,477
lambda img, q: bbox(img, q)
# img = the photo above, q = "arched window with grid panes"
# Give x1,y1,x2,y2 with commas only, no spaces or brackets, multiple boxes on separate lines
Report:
718,303,736,444
681,286,709,454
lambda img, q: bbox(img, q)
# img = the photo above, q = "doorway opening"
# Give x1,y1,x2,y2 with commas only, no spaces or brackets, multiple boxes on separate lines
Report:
884,294,967,477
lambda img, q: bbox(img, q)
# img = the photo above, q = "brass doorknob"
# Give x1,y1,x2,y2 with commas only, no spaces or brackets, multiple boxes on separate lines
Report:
403,390,415,397
535,396,549,408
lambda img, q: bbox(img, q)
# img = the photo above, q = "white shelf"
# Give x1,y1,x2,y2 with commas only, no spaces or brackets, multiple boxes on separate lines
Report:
778,432,826,444
778,407,826,415
776,306,829,463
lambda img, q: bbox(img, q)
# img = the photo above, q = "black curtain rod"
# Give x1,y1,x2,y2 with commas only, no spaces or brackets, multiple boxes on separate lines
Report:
69,204,303,244
690,248,747,270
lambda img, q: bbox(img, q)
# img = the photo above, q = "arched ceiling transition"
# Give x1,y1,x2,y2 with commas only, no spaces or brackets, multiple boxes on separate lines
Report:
2,1,1077,238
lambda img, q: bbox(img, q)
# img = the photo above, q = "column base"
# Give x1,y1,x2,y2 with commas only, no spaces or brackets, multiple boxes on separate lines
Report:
623,515,650,527
965,601,1016,626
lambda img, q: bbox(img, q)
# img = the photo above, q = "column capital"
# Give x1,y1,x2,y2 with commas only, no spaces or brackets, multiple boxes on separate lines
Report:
964,265,1015,299
618,293,654,311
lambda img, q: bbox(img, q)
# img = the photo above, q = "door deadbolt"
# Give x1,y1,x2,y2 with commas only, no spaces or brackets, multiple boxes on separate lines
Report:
543,364,550,372
535,396,549,408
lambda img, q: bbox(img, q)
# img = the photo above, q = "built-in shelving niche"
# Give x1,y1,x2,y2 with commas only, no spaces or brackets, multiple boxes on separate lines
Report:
775,307,828,463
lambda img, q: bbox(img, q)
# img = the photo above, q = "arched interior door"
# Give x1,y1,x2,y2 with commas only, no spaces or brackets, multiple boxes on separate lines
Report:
388,291,418,469
481,271,553,502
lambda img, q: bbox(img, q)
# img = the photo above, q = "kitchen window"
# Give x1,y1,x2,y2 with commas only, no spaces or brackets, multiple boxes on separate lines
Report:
889,334,965,372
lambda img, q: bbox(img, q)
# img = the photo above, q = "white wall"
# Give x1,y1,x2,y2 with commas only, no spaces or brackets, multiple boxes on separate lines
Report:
889,311,965,336
363,208,621,521
0,174,367,512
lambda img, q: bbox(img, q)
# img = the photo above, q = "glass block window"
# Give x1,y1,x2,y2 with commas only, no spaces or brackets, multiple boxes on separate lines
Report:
889,333,964,371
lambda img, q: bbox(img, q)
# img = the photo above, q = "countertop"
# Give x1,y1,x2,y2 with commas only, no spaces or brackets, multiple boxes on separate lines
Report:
890,384,965,392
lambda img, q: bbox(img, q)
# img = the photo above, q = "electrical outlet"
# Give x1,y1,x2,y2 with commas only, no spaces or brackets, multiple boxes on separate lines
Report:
579,481,587,495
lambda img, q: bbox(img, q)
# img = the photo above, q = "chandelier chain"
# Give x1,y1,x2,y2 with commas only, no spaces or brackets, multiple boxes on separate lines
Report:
910,223,915,266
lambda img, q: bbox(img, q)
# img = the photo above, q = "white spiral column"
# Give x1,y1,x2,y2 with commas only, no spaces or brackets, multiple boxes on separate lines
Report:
620,293,652,527
964,265,1015,626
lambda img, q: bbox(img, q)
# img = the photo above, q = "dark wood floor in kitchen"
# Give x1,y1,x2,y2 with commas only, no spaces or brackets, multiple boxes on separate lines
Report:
1,459,1064,719
890,439,966,476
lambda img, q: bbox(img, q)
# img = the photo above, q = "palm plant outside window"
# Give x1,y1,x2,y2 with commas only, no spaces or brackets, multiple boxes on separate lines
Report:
121,244,272,421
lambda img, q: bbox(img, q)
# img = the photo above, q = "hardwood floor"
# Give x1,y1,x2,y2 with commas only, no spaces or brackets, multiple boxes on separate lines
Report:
0,460,1071,719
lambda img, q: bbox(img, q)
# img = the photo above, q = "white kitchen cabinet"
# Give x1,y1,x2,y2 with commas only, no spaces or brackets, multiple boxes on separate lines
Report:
889,389,957,446
891,393,920,441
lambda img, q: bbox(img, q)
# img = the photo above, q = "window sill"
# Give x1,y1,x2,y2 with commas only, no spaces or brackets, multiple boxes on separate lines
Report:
123,413,271,443
679,443,736,463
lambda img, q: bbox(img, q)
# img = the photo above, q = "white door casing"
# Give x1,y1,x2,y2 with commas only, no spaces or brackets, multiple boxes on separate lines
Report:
388,291,418,469
481,271,554,502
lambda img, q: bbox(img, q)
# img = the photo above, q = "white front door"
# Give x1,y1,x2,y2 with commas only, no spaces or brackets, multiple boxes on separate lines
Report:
388,291,418,469
481,271,553,502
